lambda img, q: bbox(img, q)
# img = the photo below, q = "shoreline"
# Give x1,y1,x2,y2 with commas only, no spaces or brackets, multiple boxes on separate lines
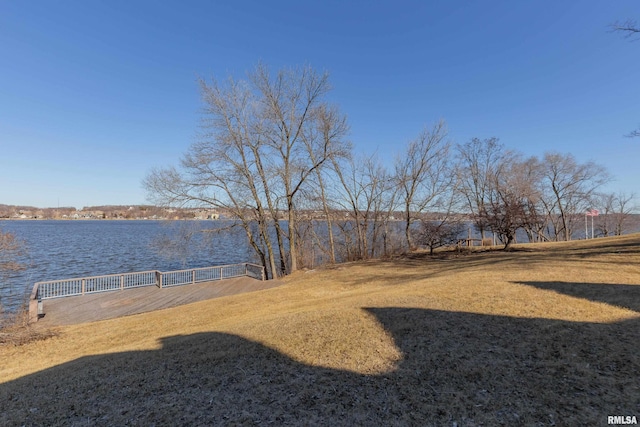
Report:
0,218,212,221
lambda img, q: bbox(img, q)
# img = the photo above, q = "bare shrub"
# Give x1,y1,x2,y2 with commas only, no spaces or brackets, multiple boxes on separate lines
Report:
0,229,27,328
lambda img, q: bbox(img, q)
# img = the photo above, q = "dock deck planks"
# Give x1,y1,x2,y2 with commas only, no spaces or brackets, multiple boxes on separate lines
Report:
36,276,281,326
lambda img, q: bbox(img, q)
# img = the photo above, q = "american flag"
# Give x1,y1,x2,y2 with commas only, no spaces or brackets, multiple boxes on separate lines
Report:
586,209,599,217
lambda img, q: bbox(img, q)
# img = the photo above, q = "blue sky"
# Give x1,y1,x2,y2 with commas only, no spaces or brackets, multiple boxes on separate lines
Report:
1,1,638,208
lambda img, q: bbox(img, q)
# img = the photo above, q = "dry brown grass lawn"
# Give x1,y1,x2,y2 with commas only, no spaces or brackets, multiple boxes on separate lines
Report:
1,235,639,426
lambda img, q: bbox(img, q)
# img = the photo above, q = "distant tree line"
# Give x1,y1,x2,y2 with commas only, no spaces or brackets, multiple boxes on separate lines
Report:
0,205,217,220
144,64,637,279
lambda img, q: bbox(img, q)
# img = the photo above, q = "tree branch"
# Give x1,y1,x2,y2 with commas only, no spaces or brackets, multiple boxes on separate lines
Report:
611,20,640,39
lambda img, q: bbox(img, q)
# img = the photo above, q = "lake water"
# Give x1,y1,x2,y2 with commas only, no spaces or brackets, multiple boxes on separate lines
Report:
4,216,637,312
0,220,256,311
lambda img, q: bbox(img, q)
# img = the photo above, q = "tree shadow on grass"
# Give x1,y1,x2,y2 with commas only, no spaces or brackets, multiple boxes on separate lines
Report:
559,240,640,257
517,281,640,313
1,308,639,426
339,252,535,289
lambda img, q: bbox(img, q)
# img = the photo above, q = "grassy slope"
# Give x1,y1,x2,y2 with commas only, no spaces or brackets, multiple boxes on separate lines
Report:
1,235,639,426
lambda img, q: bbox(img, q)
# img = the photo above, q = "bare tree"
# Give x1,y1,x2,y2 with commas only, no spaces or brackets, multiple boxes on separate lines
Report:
251,64,349,273
508,156,551,243
369,162,399,258
478,153,541,249
330,154,391,260
595,192,637,236
612,192,637,235
302,104,351,264
0,230,24,274
379,170,402,258
144,64,349,277
414,210,466,255
395,120,452,250
455,137,505,240
595,192,616,237
540,152,610,241
0,229,26,325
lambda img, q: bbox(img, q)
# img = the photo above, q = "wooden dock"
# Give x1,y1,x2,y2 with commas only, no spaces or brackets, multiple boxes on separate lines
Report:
36,276,281,326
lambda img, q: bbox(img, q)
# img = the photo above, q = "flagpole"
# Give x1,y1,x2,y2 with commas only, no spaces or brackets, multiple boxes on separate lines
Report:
585,213,588,239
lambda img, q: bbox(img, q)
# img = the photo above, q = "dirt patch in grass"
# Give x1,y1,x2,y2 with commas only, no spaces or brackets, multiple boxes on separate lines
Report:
1,235,639,425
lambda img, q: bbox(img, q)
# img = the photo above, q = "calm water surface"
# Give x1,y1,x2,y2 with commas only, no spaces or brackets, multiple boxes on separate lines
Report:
0,220,254,311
